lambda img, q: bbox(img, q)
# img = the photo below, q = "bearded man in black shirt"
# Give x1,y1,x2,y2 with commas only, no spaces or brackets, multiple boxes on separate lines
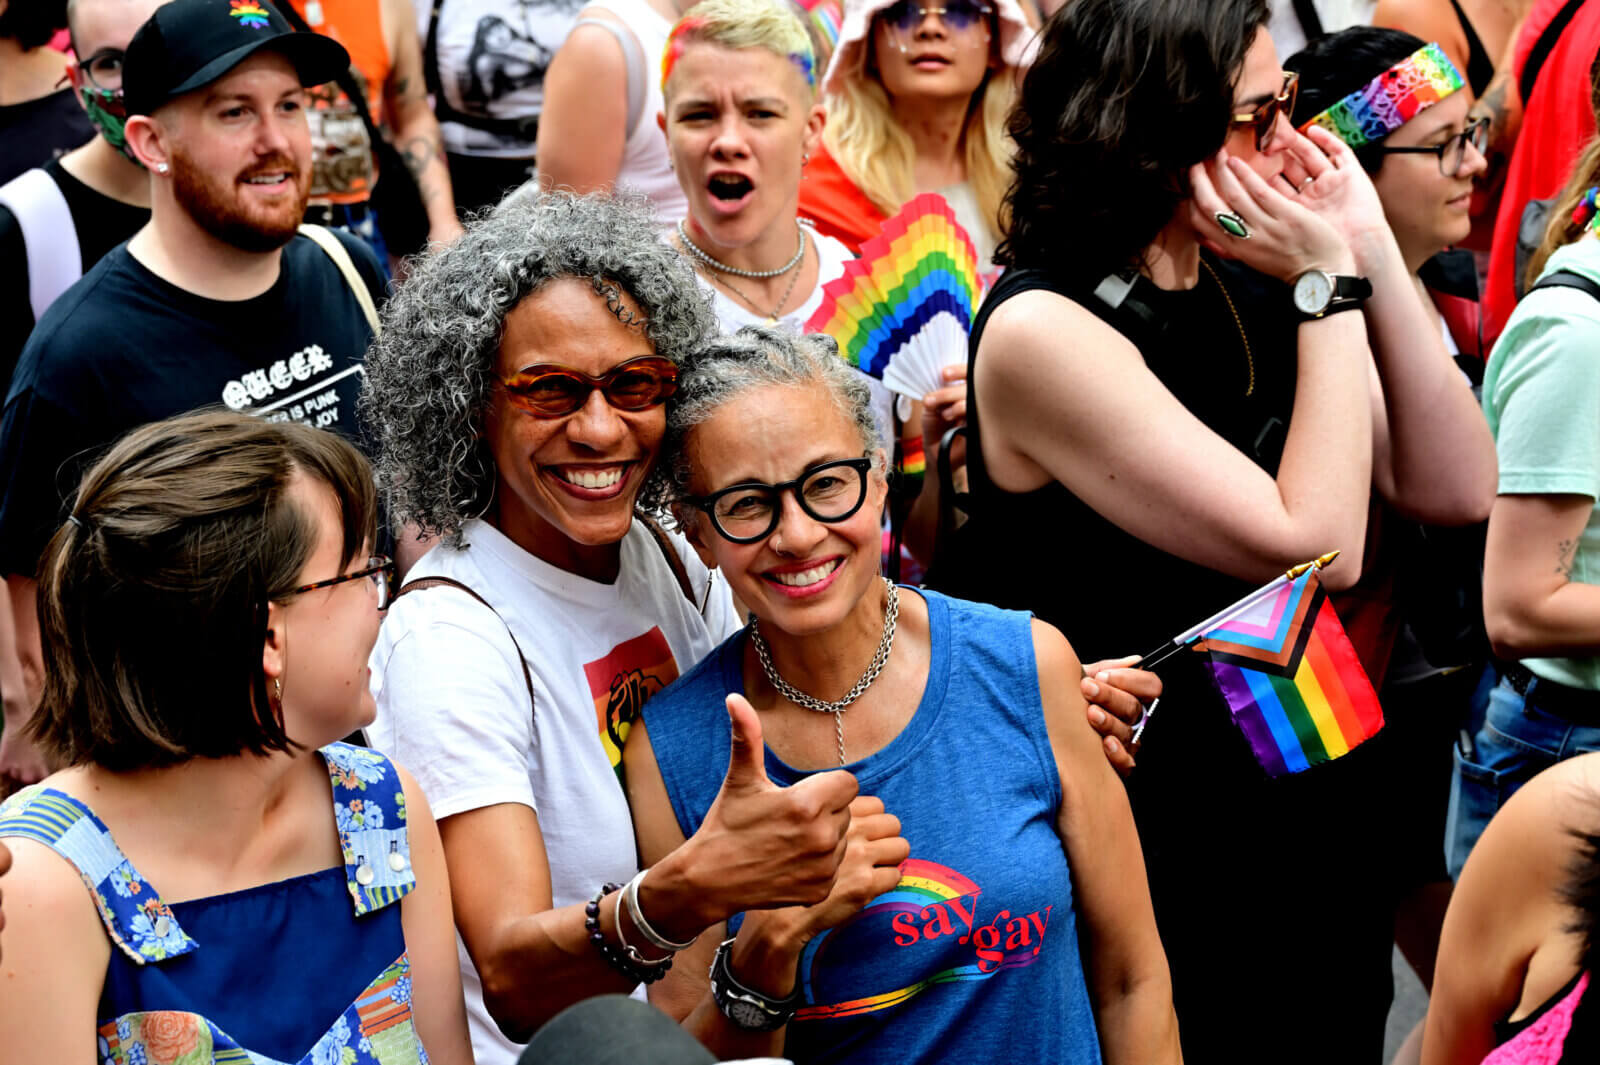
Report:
0,0,386,790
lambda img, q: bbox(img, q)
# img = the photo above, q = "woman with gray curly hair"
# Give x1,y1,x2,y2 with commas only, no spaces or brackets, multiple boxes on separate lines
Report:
628,326,1180,1065
360,192,870,1064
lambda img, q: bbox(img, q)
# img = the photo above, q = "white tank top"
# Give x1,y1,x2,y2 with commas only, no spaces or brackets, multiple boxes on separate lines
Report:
581,0,688,225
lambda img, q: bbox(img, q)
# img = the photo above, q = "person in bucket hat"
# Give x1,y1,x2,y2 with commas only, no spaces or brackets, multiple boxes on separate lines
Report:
796,0,1036,265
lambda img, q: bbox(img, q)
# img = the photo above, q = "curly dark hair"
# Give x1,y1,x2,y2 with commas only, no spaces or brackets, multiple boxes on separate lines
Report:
359,190,717,546
1286,27,1427,175
997,0,1269,278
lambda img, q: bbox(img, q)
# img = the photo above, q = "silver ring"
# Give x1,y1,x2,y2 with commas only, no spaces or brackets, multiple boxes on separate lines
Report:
1215,211,1251,239
1302,176,1315,189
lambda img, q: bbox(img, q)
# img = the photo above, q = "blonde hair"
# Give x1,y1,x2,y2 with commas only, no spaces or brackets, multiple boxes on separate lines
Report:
823,54,1016,244
662,0,819,99
1527,135,1600,291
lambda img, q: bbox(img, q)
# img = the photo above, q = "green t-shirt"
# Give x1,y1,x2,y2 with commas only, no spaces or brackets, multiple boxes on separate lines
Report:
1483,235,1600,689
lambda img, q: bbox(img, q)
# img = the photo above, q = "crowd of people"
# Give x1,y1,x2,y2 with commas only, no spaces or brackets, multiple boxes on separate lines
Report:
4,0,1600,1062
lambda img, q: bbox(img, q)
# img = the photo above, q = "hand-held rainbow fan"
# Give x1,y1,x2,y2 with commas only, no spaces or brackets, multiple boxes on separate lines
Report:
804,193,981,401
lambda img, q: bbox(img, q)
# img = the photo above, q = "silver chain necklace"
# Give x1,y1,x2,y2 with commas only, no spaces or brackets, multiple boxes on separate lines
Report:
676,218,807,279
748,579,900,766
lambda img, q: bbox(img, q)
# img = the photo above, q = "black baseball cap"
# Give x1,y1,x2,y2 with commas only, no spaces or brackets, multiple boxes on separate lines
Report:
123,0,350,117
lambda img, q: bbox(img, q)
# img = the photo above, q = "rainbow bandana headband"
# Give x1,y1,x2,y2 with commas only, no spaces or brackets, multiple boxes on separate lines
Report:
1301,42,1464,149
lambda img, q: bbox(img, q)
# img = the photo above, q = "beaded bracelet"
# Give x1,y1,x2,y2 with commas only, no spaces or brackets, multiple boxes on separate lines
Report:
586,883,673,985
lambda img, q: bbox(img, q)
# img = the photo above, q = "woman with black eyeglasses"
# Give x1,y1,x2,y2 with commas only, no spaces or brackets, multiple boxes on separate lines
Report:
360,191,887,1065
924,0,1496,1060
629,325,1179,1065
0,410,473,1064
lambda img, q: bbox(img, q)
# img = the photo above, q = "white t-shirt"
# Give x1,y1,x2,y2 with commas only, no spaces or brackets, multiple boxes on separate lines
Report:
1268,0,1376,58
698,228,899,455
367,516,738,1065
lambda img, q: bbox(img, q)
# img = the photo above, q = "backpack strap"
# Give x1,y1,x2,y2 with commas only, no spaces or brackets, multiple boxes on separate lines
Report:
0,168,81,322
1520,0,1587,106
636,512,697,606
390,575,535,718
298,224,381,335
1530,269,1600,303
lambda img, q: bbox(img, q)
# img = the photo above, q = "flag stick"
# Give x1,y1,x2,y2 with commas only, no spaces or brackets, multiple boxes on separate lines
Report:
1129,551,1340,743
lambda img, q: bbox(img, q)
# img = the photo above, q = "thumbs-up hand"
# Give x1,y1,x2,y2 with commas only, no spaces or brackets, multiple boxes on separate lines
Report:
791,794,909,939
680,694,859,923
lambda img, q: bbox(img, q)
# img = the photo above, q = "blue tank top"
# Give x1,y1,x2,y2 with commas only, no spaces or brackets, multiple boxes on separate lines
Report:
643,589,1103,1065
0,742,430,1065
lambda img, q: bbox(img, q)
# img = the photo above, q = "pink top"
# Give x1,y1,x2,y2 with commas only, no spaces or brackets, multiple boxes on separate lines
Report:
1484,972,1591,1065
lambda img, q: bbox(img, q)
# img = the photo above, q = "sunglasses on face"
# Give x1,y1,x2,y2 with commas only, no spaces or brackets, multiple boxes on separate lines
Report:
77,47,126,92
497,356,679,419
877,0,993,35
684,457,874,544
1230,70,1299,152
1377,116,1489,177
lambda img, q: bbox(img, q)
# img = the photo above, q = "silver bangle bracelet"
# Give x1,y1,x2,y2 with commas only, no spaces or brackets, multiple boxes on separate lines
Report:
625,869,698,953
613,888,671,968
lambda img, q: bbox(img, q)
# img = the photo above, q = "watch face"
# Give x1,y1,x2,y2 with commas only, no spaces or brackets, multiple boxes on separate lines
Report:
1294,270,1333,314
729,999,777,1030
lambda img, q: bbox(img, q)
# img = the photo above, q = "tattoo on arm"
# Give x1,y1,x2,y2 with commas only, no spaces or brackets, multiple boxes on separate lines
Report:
1556,537,1578,578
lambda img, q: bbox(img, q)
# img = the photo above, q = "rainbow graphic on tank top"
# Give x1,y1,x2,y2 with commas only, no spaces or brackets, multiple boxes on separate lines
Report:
794,859,1051,1021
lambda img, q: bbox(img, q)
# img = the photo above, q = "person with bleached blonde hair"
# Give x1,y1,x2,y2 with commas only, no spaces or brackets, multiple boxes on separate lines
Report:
795,0,1035,266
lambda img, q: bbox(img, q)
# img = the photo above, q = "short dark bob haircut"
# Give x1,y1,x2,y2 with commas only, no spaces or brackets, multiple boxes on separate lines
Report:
1287,27,1428,175
998,0,1269,280
30,410,376,771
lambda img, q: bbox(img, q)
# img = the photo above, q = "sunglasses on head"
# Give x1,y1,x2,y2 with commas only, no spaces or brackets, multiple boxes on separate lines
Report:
878,0,993,35
497,355,679,419
1230,70,1299,151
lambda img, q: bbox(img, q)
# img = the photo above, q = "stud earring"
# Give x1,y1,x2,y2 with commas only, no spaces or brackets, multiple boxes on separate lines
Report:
156,162,169,174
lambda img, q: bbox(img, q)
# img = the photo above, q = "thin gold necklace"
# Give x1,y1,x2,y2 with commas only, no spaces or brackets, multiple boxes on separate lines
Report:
1199,257,1255,397
685,233,810,323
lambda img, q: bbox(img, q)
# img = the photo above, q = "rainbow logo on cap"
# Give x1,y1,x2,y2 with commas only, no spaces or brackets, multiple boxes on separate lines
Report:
230,0,271,28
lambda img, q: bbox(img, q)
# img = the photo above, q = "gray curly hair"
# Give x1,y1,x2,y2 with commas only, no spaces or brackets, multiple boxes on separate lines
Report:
360,191,718,544
641,325,884,517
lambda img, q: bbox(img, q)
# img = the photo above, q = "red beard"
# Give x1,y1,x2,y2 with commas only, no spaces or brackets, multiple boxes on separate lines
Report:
170,147,310,253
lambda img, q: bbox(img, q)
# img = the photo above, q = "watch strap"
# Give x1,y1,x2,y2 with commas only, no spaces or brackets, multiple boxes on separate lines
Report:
709,937,803,1031
1331,275,1373,302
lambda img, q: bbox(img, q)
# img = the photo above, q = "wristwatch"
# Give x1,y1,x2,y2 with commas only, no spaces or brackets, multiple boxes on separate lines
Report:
709,937,804,1031
1291,269,1372,319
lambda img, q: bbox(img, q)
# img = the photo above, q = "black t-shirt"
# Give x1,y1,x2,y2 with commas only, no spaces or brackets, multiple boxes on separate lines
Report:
0,231,385,576
0,89,94,186
0,157,151,389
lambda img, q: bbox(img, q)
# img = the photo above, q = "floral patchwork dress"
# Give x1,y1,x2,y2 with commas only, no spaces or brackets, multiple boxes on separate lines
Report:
0,742,430,1065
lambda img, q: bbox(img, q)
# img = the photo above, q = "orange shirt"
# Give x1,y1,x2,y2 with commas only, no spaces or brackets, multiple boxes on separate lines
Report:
796,143,885,256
